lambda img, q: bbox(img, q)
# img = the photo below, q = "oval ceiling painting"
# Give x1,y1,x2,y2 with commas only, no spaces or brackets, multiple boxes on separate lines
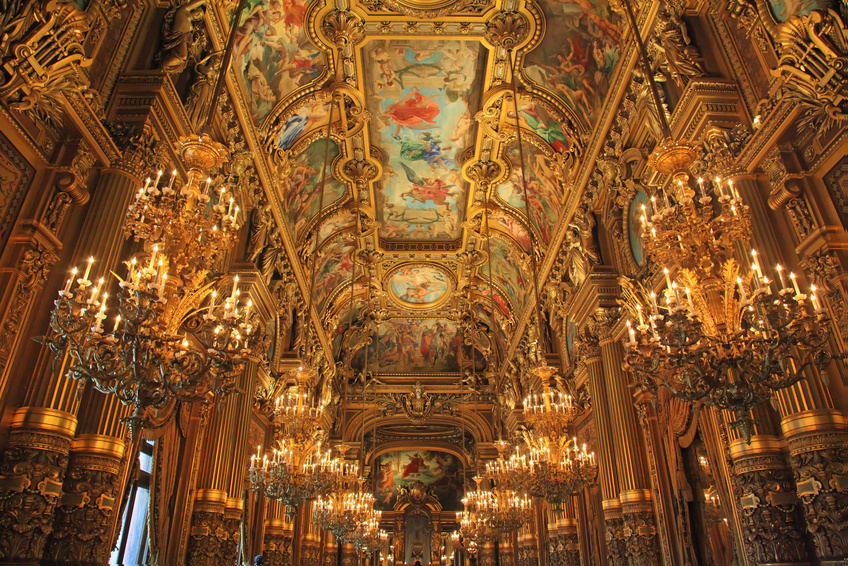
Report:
388,264,451,308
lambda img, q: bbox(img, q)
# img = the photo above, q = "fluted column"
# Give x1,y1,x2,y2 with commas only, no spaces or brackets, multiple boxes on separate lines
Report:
592,309,660,566
579,331,623,565
0,140,147,564
775,388,848,563
740,173,848,563
263,501,293,566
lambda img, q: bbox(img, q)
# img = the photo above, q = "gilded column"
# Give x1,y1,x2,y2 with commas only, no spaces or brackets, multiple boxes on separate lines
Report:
262,501,293,566
321,532,337,566
555,499,580,566
775,395,848,562
728,433,814,565
185,326,262,565
740,173,848,563
479,542,497,566
592,309,660,565
0,136,148,564
0,407,77,562
579,329,624,565
339,542,357,566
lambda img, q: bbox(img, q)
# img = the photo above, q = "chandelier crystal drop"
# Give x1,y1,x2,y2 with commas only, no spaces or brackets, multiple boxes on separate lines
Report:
624,166,837,440
43,135,262,438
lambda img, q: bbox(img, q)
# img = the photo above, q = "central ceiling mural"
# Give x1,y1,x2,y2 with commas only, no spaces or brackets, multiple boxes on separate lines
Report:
233,0,624,381
363,38,482,242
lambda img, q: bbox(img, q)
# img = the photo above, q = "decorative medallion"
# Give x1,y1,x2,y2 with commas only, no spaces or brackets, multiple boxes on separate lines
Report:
387,263,453,308
627,189,648,267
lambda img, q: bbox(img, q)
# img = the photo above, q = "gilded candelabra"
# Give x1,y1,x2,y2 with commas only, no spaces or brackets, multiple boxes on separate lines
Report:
249,376,347,508
624,155,836,439
349,515,387,555
43,135,262,437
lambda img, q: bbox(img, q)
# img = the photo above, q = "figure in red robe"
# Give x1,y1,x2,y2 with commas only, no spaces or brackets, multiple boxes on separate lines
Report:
384,89,440,138
402,453,428,478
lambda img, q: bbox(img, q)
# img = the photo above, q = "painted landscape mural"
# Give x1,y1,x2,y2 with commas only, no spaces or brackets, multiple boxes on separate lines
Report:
375,450,464,510
353,318,463,373
234,0,326,123
363,39,482,241
523,0,621,127
281,138,346,239
497,142,563,244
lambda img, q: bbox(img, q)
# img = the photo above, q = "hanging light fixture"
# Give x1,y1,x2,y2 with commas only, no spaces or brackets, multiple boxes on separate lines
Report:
41,0,263,438
485,436,596,505
616,0,838,440
491,46,596,504
462,476,533,535
312,477,378,543
248,92,352,506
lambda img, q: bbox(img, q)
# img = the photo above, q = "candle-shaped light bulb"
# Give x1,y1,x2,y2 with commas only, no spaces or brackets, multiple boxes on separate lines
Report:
167,169,177,189
82,256,94,282
113,315,121,333
64,267,79,293
697,177,706,199
663,267,673,290
154,169,163,188
790,272,801,295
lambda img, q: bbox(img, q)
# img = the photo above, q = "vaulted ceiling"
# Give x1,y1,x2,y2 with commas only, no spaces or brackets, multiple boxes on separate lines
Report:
229,0,624,385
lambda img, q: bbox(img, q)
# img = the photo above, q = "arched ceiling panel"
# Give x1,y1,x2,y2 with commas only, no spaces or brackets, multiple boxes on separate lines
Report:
233,0,330,124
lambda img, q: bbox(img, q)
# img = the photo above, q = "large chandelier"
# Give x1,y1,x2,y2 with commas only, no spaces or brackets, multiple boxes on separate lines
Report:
615,0,837,441
486,437,597,505
312,478,377,543
248,378,344,508
43,135,262,438
462,477,533,534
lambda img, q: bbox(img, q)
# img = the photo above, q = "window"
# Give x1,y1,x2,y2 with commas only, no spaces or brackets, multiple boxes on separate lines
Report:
110,439,154,566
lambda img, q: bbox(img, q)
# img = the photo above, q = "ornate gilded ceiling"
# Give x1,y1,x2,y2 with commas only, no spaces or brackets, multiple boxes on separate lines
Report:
230,0,624,382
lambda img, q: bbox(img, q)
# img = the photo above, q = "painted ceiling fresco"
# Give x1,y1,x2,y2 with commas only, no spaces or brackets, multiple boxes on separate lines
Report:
236,0,626,378
235,0,327,124
363,39,482,241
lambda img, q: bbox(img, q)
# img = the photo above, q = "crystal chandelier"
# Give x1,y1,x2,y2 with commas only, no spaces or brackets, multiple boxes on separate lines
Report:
348,514,388,555
462,477,533,534
312,478,377,543
248,377,345,508
43,135,262,437
486,437,597,505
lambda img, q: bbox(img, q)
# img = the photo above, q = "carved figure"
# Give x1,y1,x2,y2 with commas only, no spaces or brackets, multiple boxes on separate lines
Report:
160,1,205,74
